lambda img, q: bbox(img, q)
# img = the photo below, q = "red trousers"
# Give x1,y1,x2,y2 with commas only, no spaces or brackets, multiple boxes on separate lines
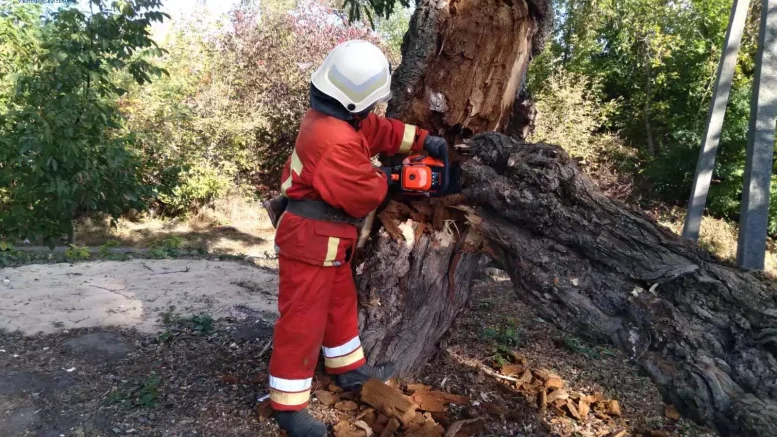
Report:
268,255,366,411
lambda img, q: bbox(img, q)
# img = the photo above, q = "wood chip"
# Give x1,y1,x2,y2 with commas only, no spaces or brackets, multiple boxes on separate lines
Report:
361,379,418,427
665,404,681,421
532,369,553,381
539,388,548,410
551,405,567,417
609,400,622,417
552,399,567,409
410,201,434,217
414,222,426,242
378,418,399,437
315,391,340,407
432,201,446,231
407,383,432,393
566,400,582,420
610,431,626,437
404,420,444,437
545,377,564,389
378,212,405,241
578,399,590,418
444,418,484,437
256,399,272,422
333,420,355,437
411,391,469,412
336,400,359,411
501,363,523,376
330,384,344,394
354,420,374,437
516,369,533,388
546,389,569,403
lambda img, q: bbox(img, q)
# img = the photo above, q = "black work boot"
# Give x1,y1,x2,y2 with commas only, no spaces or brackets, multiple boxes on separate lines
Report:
336,362,396,390
273,409,327,437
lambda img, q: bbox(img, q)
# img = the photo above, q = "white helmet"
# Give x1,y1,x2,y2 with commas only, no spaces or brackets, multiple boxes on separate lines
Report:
311,40,392,114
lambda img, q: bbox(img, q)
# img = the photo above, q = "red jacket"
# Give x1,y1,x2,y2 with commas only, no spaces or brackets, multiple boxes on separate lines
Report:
275,109,428,266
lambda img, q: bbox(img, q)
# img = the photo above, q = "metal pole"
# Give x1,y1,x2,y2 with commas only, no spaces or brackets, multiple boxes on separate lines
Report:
682,0,751,241
737,0,777,270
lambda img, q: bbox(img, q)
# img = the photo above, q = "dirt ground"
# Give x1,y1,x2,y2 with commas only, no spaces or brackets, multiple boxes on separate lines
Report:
0,259,718,437
0,259,278,335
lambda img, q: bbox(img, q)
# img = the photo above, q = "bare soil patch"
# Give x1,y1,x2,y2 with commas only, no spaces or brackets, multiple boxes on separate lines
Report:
0,259,278,335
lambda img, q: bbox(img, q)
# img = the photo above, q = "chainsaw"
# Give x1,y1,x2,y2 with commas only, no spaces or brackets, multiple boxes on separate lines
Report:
381,152,460,198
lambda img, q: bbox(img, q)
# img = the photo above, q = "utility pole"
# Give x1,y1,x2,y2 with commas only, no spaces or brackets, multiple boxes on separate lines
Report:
738,0,777,270
683,0,751,241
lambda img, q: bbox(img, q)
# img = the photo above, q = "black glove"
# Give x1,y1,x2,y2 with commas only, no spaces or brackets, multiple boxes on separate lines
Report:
423,135,448,159
379,167,394,186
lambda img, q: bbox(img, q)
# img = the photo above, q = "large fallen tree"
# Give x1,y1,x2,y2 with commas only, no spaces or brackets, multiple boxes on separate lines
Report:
349,0,777,436
458,133,777,437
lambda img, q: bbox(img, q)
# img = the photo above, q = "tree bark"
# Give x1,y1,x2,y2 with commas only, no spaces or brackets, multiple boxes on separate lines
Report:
355,0,552,377
458,132,777,437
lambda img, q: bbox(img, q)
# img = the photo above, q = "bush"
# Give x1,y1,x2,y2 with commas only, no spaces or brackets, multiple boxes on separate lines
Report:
123,0,393,213
0,1,166,244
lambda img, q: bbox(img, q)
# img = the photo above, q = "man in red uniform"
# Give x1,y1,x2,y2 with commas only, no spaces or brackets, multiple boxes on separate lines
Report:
268,40,448,436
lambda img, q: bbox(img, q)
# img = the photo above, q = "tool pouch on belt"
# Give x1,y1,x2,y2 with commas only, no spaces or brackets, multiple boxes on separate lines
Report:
263,195,288,229
286,199,364,227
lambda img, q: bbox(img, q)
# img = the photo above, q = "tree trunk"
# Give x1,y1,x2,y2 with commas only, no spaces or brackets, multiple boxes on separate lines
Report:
458,132,777,437
355,0,553,377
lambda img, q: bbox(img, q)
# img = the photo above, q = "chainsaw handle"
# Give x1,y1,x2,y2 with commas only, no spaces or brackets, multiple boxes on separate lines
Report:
440,146,450,196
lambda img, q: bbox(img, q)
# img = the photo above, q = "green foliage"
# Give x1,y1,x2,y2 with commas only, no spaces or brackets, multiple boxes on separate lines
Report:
98,239,120,257
483,318,523,365
122,0,393,211
107,372,161,409
562,335,617,359
374,2,411,59
532,0,768,232
0,240,17,266
0,1,168,245
65,244,90,261
147,234,183,258
161,307,214,334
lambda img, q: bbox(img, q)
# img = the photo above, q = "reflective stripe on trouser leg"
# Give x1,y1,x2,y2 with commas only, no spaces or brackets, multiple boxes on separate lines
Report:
269,376,312,410
322,336,365,372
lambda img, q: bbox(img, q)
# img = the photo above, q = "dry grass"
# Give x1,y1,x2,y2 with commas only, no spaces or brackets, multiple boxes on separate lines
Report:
657,207,777,277
74,195,276,256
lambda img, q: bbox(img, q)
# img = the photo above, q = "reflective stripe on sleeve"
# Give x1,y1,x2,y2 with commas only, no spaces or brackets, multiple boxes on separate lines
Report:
398,124,416,154
281,150,304,196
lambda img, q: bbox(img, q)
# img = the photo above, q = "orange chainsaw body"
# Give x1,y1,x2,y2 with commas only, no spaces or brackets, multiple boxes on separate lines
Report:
388,154,447,196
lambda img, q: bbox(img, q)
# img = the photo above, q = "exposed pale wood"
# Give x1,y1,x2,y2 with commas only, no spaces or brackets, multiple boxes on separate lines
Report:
378,418,400,437
361,379,418,427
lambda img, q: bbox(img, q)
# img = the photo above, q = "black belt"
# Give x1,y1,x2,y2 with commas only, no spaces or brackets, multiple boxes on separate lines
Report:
286,199,364,227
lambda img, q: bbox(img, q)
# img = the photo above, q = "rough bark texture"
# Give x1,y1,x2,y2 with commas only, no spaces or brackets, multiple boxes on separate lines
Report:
356,0,552,378
458,132,777,437
355,210,482,377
